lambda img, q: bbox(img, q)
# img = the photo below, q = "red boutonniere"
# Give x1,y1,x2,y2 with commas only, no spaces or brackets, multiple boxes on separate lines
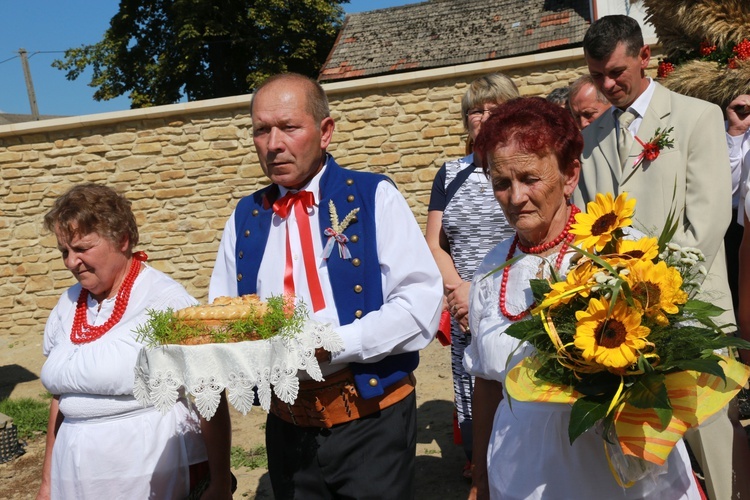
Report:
633,127,674,169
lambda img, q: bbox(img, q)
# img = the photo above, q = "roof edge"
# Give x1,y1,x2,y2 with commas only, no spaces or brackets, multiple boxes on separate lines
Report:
322,46,586,95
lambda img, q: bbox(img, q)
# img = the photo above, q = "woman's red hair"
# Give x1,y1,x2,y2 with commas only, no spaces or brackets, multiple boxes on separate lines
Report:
474,97,583,175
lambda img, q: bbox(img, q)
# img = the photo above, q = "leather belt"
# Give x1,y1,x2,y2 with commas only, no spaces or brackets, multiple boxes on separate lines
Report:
270,368,416,428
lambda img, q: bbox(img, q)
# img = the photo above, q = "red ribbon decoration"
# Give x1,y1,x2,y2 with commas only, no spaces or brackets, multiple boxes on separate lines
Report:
272,191,326,312
322,227,351,259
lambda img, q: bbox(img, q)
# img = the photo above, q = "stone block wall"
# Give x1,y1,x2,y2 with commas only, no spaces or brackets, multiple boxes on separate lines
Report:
1,54,655,336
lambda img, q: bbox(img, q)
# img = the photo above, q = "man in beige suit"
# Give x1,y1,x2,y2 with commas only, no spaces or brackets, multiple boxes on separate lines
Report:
573,15,737,500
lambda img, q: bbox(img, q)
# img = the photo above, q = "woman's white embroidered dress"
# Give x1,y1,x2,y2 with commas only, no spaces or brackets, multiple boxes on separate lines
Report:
41,266,207,499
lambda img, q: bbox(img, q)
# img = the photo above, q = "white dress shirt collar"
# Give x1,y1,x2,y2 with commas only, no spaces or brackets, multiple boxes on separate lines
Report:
610,77,656,135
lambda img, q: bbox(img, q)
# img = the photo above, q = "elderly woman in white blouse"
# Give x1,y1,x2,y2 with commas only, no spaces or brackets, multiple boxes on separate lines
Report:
464,98,700,500
37,184,231,500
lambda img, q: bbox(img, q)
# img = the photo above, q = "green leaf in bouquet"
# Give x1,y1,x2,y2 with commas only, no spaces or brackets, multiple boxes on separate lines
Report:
671,357,726,383
682,299,725,318
568,243,620,276
535,360,578,386
627,372,670,407
573,371,622,397
481,253,526,281
717,336,750,351
617,280,636,308
648,325,721,366
637,353,655,374
569,395,609,444
530,279,552,305
504,315,544,341
657,182,681,255
627,372,673,430
653,407,673,431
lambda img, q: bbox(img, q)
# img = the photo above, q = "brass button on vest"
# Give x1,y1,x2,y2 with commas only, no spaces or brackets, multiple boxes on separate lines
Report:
354,309,363,318
237,273,243,281
252,209,259,216
368,378,378,387
346,179,354,185
354,285,363,293
350,235,359,243
351,258,361,267
347,195,355,202
244,230,250,237
238,251,244,259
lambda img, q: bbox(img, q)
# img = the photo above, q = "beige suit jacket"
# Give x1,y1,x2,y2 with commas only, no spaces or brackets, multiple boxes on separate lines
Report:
573,82,735,326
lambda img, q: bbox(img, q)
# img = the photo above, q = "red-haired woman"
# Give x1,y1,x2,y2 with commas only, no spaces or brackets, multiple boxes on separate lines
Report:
464,98,700,499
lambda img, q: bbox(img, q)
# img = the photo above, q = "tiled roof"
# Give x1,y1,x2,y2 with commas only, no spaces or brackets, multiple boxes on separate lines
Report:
320,0,591,82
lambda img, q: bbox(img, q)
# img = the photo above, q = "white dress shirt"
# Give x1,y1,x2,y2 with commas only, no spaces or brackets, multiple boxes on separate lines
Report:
612,77,657,139
209,163,443,366
728,130,750,223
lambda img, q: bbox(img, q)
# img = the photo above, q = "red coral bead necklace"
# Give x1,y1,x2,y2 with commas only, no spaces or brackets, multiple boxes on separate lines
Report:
70,251,148,344
499,205,579,321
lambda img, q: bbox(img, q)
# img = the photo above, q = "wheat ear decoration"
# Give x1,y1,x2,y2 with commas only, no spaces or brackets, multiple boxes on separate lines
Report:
340,208,360,231
328,200,340,231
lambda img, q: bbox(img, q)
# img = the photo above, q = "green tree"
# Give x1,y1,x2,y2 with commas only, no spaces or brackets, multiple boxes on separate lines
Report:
53,0,347,108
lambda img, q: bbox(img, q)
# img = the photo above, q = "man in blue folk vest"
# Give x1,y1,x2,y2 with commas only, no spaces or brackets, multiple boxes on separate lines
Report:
208,73,442,498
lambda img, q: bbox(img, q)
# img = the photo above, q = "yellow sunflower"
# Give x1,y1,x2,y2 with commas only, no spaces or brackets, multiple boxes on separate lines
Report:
543,260,598,308
574,297,650,370
624,259,688,325
609,236,660,266
570,192,636,252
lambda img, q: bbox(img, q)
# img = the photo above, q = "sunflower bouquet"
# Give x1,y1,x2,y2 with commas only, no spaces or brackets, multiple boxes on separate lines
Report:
501,192,750,485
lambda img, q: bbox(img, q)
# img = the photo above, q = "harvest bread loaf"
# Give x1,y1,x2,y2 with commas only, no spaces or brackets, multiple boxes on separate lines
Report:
173,295,268,344
175,295,267,326
137,294,302,346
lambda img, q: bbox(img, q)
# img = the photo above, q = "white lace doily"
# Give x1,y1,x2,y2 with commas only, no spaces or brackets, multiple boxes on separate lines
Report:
133,319,344,420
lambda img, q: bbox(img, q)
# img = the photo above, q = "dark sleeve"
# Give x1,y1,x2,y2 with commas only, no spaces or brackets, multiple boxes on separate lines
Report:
428,163,448,212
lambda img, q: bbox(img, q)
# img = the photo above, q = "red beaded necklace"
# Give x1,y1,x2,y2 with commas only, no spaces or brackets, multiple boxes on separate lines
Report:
499,205,580,321
70,251,148,344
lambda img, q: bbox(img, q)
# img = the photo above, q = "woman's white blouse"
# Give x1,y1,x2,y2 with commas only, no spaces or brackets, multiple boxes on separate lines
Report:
464,237,574,384
41,265,197,419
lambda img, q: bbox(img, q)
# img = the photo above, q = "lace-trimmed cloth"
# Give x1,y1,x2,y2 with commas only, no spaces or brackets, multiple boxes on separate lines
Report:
133,319,344,419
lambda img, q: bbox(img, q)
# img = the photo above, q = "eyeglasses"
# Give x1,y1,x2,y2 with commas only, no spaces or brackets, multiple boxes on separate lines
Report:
466,107,496,120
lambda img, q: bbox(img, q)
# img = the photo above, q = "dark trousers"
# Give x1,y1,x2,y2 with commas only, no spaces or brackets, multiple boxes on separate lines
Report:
266,391,417,500
725,212,743,315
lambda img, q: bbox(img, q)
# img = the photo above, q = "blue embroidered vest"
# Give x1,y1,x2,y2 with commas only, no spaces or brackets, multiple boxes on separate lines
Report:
233,156,418,399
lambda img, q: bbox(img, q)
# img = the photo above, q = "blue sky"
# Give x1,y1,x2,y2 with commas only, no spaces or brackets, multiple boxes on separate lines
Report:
0,0,421,117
